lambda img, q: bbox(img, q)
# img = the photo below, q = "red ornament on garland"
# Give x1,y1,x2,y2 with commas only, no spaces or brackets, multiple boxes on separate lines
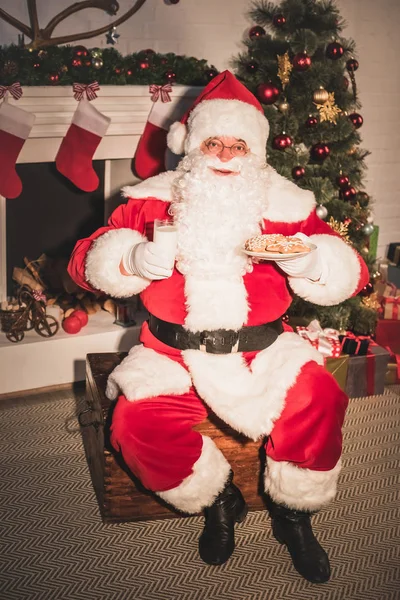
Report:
272,14,286,27
249,26,266,39
292,52,312,71
346,58,359,72
62,315,82,334
348,112,363,129
114,67,124,75
341,185,357,202
71,58,82,68
126,67,134,76
70,309,89,327
73,46,89,58
48,72,60,84
256,82,280,105
292,166,305,179
164,70,176,82
305,116,318,128
33,62,40,69
326,42,344,60
310,143,330,162
337,174,350,188
139,60,150,70
273,133,293,150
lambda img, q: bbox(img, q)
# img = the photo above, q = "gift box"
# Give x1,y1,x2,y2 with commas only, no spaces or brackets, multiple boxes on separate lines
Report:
385,362,399,385
296,319,342,357
387,264,400,288
325,355,349,392
339,333,370,356
387,242,400,263
345,344,390,398
375,318,400,354
381,294,400,320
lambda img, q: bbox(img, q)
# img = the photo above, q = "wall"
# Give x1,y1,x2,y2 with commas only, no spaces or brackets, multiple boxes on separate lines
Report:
1,0,399,258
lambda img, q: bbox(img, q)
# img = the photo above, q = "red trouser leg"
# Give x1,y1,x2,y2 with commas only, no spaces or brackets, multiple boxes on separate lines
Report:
110,388,209,492
266,360,349,470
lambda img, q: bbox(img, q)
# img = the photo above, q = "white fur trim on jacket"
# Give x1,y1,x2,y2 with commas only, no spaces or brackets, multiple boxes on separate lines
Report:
157,436,231,514
265,457,342,511
262,167,316,223
177,99,270,160
183,333,323,441
288,233,362,306
121,170,177,202
106,344,192,401
184,274,249,332
85,228,150,298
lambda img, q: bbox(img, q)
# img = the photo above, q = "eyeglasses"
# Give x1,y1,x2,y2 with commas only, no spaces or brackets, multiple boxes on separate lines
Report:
203,138,249,157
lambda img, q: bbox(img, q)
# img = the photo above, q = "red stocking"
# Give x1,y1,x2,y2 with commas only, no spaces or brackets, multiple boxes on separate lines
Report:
0,101,35,199
56,99,110,192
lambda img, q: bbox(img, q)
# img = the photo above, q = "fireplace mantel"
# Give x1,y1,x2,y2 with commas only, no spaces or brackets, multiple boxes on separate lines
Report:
0,85,200,396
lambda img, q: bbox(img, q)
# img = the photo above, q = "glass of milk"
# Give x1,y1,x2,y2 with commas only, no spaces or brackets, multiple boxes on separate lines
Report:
153,218,178,269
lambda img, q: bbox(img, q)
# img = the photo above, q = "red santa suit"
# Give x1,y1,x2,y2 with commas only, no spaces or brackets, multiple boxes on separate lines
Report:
69,161,369,514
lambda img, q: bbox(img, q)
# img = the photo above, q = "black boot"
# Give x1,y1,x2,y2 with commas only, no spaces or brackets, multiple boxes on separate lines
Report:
268,499,331,583
199,474,248,566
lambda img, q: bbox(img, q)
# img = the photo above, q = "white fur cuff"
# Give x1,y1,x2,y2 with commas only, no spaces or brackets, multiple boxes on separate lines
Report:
288,234,362,305
157,436,231,514
265,457,342,511
85,228,150,297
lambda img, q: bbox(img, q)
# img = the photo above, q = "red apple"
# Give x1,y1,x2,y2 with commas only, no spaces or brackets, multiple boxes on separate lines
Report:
71,309,89,327
62,315,82,334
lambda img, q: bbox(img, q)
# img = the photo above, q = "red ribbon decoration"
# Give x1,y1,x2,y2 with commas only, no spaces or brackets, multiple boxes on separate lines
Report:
0,82,23,100
149,84,172,103
73,81,100,101
32,290,46,303
340,332,370,355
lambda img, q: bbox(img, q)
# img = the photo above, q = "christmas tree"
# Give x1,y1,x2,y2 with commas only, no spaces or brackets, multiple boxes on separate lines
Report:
233,0,378,335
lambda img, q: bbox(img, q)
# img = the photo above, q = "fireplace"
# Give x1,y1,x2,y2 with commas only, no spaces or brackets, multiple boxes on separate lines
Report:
0,84,200,395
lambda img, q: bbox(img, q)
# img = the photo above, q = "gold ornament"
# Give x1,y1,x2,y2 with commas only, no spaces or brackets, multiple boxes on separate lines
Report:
60,65,68,73
361,292,381,311
277,52,292,89
92,57,104,70
38,50,48,59
348,146,357,155
277,100,289,113
313,87,329,104
328,217,350,243
91,48,103,59
314,92,342,124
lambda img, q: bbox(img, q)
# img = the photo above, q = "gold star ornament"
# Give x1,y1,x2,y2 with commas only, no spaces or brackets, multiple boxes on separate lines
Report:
314,92,342,124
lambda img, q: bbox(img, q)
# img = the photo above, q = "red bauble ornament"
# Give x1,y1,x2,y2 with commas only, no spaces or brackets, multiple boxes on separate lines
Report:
342,76,349,90
62,315,82,334
305,116,318,128
144,48,155,54
341,185,357,201
256,82,280,105
272,14,286,27
326,42,344,60
346,58,359,72
310,143,330,162
292,166,305,179
292,52,312,71
114,67,124,75
73,46,89,58
337,174,350,188
273,133,293,150
249,26,266,39
126,67,134,76
246,60,259,73
206,68,219,81
164,70,176,82
359,282,374,297
139,60,150,69
48,72,59,84
169,0,180,4
70,309,89,327
71,58,82,68
33,62,40,69
348,112,364,129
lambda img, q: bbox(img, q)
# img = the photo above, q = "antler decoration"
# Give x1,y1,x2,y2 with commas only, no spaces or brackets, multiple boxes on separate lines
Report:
0,0,148,50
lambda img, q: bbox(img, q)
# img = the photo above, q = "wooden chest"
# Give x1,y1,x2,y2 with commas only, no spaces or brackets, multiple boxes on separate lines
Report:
82,352,266,523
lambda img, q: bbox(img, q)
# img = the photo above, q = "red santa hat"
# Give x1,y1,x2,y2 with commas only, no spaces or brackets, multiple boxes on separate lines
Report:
134,71,269,180
167,70,269,160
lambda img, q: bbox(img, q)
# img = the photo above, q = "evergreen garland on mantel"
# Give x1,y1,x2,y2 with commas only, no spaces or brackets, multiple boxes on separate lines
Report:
0,44,218,87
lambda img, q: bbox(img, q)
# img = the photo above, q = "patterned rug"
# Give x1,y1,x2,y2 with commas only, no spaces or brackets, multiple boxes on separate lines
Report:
1,385,399,600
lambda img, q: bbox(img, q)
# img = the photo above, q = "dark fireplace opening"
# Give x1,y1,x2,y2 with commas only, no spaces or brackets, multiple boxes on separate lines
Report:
6,161,105,297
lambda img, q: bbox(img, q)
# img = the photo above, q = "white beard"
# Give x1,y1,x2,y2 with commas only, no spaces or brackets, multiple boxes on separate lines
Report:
170,150,269,332
171,150,268,280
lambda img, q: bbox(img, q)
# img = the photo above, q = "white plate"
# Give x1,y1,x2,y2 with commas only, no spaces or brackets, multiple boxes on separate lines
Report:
242,242,317,261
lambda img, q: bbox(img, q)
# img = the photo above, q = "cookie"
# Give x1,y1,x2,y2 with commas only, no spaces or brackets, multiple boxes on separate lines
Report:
245,234,285,252
265,236,311,254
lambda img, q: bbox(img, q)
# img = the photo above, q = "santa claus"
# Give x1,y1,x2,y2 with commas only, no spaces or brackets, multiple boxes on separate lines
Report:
68,71,369,583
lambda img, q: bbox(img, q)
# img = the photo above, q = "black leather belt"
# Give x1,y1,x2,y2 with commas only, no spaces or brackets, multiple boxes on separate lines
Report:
148,314,283,354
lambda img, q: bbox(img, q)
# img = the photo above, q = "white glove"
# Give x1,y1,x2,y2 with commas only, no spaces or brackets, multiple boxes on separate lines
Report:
122,241,173,280
275,232,324,282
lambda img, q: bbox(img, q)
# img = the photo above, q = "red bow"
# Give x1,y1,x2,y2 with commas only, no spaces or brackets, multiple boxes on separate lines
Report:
0,82,23,100
73,81,100,101
384,296,400,319
149,84,172,103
